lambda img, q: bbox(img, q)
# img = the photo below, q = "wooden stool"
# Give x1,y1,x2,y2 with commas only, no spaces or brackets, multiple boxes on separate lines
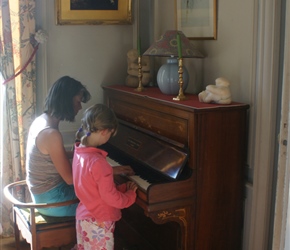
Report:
4,180,78,250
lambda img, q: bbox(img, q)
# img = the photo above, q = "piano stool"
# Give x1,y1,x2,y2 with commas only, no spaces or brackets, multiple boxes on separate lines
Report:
3,180,79,250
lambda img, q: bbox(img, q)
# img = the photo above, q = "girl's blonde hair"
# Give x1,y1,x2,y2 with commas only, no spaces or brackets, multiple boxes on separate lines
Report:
76,104,118,146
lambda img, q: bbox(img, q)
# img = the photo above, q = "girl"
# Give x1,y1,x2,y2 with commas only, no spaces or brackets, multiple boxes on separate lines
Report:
73,104,137,249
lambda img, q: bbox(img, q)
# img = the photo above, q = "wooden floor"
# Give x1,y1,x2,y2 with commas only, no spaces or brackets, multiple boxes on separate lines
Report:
0,237,75,250
0,236,137,250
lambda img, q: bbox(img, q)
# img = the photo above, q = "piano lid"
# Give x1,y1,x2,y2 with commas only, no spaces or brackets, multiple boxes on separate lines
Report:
107,121,189,180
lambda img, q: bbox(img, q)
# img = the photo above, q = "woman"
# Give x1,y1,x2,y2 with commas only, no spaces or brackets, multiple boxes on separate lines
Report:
25,76,91,217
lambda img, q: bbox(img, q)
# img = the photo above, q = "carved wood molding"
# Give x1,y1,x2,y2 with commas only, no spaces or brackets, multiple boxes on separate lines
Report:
148,206,194,250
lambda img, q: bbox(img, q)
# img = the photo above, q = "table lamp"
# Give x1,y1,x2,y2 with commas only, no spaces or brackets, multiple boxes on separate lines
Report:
143,30,204,98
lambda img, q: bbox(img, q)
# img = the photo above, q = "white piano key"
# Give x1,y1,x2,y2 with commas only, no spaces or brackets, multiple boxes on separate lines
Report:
107,157,151,191
127,175,150,191
107,157,119,167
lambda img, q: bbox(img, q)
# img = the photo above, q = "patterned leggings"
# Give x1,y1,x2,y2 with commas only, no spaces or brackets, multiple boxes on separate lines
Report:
76,218,115,250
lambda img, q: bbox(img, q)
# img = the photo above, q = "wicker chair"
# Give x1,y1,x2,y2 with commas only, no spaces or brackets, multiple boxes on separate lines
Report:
3,180,79,250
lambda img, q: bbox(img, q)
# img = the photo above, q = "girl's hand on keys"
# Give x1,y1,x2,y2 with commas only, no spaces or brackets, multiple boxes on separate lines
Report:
126,181,138,192
113,165,135,176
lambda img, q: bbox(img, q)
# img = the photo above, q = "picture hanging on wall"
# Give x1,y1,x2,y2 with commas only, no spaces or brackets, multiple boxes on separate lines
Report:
55,0,132,25
175,0,217,40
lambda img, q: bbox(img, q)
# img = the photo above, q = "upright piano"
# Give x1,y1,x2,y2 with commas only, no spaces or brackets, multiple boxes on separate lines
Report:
102,85,249,250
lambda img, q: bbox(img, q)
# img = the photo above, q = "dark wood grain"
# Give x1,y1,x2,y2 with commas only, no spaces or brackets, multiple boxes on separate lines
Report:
103,85,249,250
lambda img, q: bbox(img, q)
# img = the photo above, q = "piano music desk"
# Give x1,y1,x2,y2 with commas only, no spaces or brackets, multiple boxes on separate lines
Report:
103,85,249,250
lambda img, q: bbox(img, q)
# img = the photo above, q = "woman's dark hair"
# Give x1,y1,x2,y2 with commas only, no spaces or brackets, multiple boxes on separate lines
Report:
44,76,91,122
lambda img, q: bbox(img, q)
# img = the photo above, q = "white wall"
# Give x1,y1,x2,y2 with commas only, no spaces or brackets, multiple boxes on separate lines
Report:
152,0,253,102
152,0,205,94
37,0,254,142
36,1,134,145
202,0,254,104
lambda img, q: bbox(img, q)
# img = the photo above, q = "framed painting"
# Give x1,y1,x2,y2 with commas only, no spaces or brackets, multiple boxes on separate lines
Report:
55,0,132,25
175,0,217,40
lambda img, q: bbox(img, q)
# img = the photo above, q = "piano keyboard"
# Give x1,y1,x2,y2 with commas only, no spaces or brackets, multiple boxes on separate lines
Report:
107,157,151,191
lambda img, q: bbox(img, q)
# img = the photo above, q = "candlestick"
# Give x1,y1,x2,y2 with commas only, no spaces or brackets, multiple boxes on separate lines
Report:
173,58,187,101
137,36,141,56
134,56,145,92
177,33,182,59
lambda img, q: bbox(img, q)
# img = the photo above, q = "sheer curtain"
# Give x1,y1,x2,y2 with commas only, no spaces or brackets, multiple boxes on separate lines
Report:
0,0,36,237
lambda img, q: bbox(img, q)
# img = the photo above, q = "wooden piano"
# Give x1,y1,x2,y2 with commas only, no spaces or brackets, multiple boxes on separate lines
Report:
102,85,249,250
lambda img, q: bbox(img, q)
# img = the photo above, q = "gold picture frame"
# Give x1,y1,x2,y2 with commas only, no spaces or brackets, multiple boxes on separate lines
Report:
55,0,132,25
175,0,217,40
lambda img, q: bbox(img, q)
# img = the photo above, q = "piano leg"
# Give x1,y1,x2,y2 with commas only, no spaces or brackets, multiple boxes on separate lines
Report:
148,204,194,250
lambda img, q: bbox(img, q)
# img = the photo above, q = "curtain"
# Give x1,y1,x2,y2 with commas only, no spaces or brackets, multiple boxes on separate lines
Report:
0,0,36,237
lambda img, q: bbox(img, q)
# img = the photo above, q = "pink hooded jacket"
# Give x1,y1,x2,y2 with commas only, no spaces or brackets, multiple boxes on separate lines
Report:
72,143,136,221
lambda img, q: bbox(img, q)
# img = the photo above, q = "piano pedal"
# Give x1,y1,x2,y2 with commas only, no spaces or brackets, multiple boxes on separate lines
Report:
122,245,139,250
